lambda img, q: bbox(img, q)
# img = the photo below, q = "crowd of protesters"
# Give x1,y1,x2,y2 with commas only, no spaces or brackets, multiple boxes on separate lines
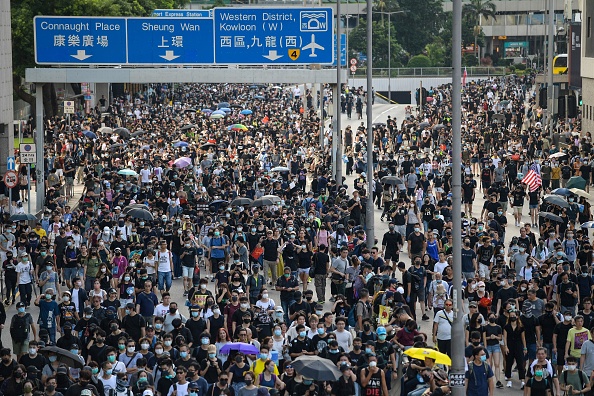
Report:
0,72,591,396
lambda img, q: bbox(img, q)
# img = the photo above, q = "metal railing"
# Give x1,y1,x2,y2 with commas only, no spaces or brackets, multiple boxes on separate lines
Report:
350,66,507,77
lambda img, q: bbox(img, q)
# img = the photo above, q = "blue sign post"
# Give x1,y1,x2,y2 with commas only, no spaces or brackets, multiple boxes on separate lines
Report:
333,33,347,66
34,17,127,64
127,18,214,64
214,8,334,65
6,157,14,171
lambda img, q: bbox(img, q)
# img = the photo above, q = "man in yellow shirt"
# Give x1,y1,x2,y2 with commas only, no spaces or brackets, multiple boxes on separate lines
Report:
251,346,279,376
33,223,47,239
565,315,592,359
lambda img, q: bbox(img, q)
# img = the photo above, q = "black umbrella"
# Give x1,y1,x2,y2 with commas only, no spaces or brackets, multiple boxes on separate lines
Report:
201,143,217,150
181,124,197,131
381,176,404,186
372,122,386,127
184,108,197,113
127,208,154,221
538,212,564,223
210,199,229,207
110,143,124,150
230,104,243,109
543,194,570,208
39,346,84,369
419,121,430,128
114,127,130,139
122,204,149,214
230,197,253,206
10,213,37,221
251,197,276,207
130,130,147,137
433,124,446,130
291,355,341,381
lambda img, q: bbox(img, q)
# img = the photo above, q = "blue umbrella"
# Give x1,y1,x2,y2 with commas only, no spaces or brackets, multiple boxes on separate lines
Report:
212,110,226,116
582,221,594,229
240,109,253,115
217,102,230,109
173,141,189,148
201,108,213,114
83,130,97,139
552,188,572,196
220,107,232,113
254,95,265,100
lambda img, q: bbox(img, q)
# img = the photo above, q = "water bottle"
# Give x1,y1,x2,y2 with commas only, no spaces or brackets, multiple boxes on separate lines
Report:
552,350,557,365
270,350,279,366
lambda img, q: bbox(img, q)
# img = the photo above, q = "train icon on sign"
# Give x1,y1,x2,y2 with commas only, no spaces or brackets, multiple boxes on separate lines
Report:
300,11,328,32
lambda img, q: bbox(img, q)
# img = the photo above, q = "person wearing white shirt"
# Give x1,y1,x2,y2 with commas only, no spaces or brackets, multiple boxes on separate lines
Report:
140,166,152,184
333,317,353,351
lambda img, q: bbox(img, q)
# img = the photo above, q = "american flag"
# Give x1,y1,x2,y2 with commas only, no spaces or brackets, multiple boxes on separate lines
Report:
522,170,542,192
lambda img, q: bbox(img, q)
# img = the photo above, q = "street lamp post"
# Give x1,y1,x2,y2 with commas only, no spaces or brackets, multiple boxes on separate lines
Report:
376,11,404,102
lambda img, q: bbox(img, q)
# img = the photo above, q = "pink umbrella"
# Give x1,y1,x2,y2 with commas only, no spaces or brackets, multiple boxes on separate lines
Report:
174,157,192,168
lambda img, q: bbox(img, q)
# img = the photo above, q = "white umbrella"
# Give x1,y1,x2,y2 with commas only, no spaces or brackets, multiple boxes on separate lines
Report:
271,166,290,172
549,152,568,158
99,126,113,134
570,188,594,200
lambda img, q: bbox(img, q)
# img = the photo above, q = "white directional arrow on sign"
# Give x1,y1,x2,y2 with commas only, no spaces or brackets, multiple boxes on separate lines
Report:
71,50,92,61
160,51,180,61
262,50,283,61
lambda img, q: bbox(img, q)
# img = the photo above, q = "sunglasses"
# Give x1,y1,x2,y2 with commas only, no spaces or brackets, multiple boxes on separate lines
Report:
445,304,453,306
286,365,293,369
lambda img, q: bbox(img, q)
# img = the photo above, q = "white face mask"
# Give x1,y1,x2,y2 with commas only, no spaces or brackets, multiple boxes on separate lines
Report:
141,343,150,350
262,294,269,299
568,364,577,371
155,348,164,355
565,315,573,322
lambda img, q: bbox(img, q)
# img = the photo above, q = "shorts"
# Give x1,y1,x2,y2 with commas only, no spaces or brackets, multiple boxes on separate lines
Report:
435,187,444,193
119,298,133,307
498,201,508,212
478,263,491,279
482,181,491,189
411,288,425,301
514,206,523,214
182,266,195,278
463,198,473,204
12,340,29,356
64,267,82,281
529,204,538,209
298,268,310,275
384,251,399,261
527,343,537,360
486,344,501,355
65,177,74,186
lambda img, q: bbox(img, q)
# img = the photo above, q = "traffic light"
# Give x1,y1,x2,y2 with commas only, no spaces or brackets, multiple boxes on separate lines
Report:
539,87,548,109
567,95,578,118
557,96,566,118
579,95,583,106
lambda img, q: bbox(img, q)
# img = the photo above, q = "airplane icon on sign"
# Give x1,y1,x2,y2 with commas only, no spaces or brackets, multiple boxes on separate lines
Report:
302,34,325,57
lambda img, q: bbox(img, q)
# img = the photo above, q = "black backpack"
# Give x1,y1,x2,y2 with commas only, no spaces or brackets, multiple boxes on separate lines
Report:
10,313,30,342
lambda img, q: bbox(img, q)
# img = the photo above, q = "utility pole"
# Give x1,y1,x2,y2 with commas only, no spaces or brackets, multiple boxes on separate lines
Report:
547,0,555,137
450,0,465,393
335,7,343,189
366,0,374,248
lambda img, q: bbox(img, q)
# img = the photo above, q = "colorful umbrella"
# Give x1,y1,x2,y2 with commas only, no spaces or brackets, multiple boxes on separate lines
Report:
219,342,259,355
228,124,248,131
174,157,193,168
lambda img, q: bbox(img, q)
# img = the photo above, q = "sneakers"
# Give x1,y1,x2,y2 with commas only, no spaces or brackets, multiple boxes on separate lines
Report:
422,314,430,321
496,381,503,389
506,380,512,388
521,381,525,390
183,291,188,297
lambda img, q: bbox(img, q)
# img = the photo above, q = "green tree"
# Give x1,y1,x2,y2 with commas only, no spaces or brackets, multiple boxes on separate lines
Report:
439,11,479,67
348,18,405,70
462,0,496,57
394,0,444,56
407,55,432,68
425,37,445,66
11,0,189,117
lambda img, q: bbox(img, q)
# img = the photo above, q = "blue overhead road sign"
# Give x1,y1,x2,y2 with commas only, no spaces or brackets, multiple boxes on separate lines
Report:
152,9,212,18
214,8,334,65
127,18,214,64
34,16,127,64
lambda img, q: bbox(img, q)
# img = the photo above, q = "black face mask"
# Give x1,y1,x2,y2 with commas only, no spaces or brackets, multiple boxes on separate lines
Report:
488,318,495,323
363,324,371,331
169,308,177,314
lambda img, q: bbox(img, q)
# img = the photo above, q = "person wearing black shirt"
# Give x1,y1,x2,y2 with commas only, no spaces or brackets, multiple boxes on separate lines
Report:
461,177,476,217
288,291,312,322
121,303,146,342
289,325,313,358
420,200,436,230
180,239,198,295
553,313,574,371
381,225,403,267
261,231,280,284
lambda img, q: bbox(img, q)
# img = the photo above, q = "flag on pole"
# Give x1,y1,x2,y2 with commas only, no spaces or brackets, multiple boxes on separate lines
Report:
522,169,542,192
462,67,467,86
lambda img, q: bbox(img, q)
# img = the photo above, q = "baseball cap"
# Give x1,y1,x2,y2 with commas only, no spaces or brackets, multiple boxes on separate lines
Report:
143,391,154,396
376,326,387,335
16,302,25,308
